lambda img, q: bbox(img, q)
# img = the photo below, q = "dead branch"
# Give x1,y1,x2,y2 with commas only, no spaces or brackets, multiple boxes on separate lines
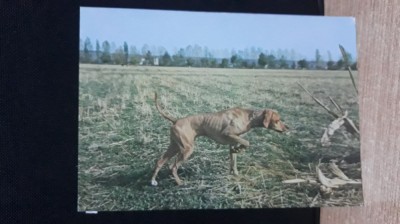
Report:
297,82,339,118
282,178,317,184
282,179,307,184
321,111,348,147
297,82,359,145
328,161,350,181
343,117,360,135
339,45,358,95
316,165,361,188
316,166,342,188
329,97,344,115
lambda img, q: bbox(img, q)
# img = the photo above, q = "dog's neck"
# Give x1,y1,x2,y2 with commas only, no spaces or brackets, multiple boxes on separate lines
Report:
248,109,265,128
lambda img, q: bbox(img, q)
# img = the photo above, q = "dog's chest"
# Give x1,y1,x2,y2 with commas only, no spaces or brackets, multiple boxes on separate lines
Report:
227,112,249,134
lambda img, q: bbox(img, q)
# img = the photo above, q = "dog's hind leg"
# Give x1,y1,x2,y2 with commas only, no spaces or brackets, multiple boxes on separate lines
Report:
150,144,178,186
171,145,194,186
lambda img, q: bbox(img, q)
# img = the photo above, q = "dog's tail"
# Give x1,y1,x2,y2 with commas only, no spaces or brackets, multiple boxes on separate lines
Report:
154,92,177,123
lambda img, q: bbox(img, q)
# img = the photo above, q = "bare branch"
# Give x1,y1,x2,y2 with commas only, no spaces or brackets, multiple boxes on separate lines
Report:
347,67,358,95
316,165,362,188
297,82,339,118
321,114,346,147
339,45,358,95
339,45,349,65
282,178,317,184
316,166,341,188
329,162,350,181
282,179,307,184
329,97,344,115
343,117,360,135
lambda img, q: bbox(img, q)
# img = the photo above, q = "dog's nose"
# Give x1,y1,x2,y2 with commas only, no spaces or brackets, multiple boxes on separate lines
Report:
282,124,289,131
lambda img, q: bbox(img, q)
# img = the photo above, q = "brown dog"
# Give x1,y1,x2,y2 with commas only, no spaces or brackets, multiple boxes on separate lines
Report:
150,93,288,186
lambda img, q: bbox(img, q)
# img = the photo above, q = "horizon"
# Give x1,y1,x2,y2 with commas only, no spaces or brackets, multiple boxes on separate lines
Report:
80,7,357,61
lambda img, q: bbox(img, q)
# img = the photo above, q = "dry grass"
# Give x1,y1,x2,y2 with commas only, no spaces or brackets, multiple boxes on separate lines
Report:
78,64,362,211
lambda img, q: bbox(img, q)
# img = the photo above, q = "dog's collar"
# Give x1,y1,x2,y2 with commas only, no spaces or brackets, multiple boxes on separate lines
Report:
249,110,263,121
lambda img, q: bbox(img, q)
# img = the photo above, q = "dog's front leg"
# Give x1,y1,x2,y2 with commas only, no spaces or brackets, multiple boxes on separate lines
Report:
231,143,247,153
223,133,249,176
229,146,239,176
224,134,249,148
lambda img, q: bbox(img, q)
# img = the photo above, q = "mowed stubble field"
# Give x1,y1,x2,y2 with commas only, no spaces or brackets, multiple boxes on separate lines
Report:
78,64,362,211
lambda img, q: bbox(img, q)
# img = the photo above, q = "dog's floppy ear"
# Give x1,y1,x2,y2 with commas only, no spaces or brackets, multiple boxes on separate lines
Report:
263,110,274,128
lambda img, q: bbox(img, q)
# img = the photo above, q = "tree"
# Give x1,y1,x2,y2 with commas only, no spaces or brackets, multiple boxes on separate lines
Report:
144,51,153,65
258,53,268,67
241,60,250,68
231,55,238,65
327,61,336,70
185,45,193,58
192,45,201,57
129,46,139,65
266,55,276,69
101,41,111,64
157,46,167,56
351,62,357,70
210,59,217,68
161,52,172,66
186,58,195,67
200,58,209,67
110,42,117,53
278,56,288,69
141,44,150,56
291,61,296,69
130,46,138,56
335,59,344,70
315,49,322,69
177,48,185,58
95,40,101,64
220,58,229,68
172,55,185,67
113,47,125,65
83,37,93,63
297,59,309,69
130,55,139,65
230,54,243,68
289,49,296,61
123,42,129,65
325,50,334,70
327,50,333,62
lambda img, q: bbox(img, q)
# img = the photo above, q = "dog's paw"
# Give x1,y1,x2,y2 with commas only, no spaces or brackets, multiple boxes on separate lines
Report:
176,180,184,186
151,180,158,186
234,146,246,153
230,169,239,176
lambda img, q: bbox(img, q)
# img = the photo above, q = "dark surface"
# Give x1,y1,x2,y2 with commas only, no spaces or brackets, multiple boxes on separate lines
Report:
0,0,322,223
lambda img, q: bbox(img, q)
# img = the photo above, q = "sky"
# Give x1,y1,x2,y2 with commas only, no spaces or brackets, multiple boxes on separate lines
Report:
80,7,357,61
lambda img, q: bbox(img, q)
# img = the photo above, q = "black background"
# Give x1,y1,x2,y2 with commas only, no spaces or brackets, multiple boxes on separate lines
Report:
1,0,323,223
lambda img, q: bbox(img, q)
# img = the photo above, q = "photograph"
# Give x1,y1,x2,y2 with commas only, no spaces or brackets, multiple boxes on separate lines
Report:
78,7,362,211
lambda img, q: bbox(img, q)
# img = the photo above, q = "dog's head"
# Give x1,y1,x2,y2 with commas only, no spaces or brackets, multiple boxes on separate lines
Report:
262,110,288,133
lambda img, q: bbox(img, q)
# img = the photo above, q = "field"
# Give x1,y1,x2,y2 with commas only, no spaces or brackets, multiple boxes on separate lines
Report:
78,64,362,211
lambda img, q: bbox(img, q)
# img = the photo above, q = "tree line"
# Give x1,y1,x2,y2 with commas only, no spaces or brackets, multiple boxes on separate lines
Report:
80,37,357,70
